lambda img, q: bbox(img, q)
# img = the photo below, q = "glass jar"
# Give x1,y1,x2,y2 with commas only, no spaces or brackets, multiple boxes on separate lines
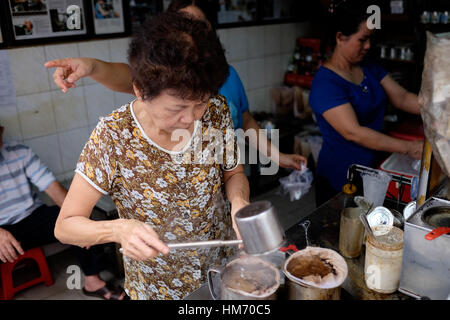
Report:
364,225,404,294
339,207,365,258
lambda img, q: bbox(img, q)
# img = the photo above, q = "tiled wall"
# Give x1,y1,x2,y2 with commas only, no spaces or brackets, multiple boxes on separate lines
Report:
0,22,312,180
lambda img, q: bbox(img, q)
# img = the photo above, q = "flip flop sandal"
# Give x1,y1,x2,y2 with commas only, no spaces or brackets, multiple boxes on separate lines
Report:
82,282,130,300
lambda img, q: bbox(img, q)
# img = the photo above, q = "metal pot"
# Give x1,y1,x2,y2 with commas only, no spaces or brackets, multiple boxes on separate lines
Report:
207,255,280,300
234,200,286,255
282,246,348,300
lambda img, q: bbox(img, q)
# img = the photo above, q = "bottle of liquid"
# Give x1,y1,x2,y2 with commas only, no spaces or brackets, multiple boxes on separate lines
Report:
342,183,357,208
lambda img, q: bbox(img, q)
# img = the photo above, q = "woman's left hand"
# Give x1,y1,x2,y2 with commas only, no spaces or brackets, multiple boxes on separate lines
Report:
278,153,308,171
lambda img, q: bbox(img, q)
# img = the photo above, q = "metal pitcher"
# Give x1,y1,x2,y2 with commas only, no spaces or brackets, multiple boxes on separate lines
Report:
207,255,280,300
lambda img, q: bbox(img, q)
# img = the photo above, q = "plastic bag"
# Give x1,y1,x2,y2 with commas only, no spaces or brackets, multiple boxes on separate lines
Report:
278,163,314,201
419,32,450,176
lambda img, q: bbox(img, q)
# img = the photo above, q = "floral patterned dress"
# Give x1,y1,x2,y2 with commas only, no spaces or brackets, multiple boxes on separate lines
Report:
75,95,239,300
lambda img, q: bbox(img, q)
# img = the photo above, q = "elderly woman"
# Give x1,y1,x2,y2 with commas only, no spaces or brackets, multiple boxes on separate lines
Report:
54,12,249,300
45,0,307,171
309,0,424,206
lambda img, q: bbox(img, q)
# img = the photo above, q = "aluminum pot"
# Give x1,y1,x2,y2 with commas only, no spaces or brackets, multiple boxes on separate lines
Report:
207,255,280,300
282,246,348,300
234,201,286,255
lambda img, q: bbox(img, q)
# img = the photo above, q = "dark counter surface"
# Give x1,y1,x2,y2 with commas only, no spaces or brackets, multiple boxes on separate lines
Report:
285,192,412,300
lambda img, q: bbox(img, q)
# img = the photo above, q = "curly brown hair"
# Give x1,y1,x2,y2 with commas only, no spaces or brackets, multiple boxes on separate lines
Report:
128,12,229,102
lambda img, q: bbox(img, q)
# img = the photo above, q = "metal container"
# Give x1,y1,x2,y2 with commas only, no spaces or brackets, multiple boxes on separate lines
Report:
399,197,450,300
282,247,348,300
234,201,286,255
207,255,280,300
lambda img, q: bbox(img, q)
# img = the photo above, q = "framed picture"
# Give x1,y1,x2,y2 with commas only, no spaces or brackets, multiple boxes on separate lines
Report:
6,0,89,45
88,0,131,36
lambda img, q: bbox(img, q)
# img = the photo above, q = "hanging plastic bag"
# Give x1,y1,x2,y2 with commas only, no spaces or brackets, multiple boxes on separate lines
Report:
278,163,314,201
419,32,450,176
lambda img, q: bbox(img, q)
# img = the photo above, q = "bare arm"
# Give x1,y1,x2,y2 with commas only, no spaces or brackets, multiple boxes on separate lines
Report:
242,111,307,170
381,75,420,115
45,58,134,94
44,180,67,208
89,60,133,94
55,173,168,260
223,165,250,240
322,103,423,159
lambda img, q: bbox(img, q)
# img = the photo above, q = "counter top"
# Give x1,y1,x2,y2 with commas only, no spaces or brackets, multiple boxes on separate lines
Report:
284,192,412,300
185,192,413,300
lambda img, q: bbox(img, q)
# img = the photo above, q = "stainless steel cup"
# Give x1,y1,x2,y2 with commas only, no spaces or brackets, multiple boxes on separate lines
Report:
207,256,280,300
234,201,286,255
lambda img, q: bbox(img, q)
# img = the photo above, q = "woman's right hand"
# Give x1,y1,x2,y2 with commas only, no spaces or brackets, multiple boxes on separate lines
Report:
406,140,424,160
114,219,170,261
44,58,97,93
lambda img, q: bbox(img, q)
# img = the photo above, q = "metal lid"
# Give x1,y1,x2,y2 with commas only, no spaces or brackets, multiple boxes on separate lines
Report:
367,206,394,229
403,201,417,221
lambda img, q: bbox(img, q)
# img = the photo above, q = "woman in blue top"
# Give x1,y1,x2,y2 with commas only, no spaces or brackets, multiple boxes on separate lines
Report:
45,0,307,172
310,0,423,206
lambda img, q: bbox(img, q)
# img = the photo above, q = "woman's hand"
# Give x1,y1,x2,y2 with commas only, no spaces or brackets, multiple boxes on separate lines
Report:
406,140,424,160
114,219,169,261
44,58,97,93
0,228,24,263
278,153,308,171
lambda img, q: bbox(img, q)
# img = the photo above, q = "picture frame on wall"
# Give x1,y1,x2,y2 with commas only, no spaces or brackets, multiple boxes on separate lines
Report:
5,0,89,45
88,0,131,36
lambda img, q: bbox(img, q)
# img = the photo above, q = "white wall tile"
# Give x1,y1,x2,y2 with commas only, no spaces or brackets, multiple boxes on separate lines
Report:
281,23,297,54
51,87,88,132
58,126,92,172
247,58,265,90
109,37,131,63
83,84,115,125
23,134,63,175
17,92,56,139
8,47,50,96
226,28,248,62
217,29,230,55
247,26,265,59
0,105,22,142
77,40,111,85
230,60,248,92
264,55,282,88
114,92,136,108
248,88,271,113
264,25,281,57
44,43,80,91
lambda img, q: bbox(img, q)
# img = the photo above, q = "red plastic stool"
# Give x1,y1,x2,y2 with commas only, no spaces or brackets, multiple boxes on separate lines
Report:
0,247,54,300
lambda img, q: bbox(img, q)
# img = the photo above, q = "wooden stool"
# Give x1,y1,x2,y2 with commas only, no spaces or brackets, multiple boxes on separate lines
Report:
0,247,54,300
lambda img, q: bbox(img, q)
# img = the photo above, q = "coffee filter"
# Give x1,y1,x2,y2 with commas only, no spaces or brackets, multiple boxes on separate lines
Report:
222,255,280,298
283,246,348,289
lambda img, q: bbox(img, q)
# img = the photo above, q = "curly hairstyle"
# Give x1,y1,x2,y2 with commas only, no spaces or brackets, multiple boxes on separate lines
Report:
128,12,229,102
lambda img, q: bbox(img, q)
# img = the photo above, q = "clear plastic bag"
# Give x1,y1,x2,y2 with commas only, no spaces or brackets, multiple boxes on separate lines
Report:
278,163,314,201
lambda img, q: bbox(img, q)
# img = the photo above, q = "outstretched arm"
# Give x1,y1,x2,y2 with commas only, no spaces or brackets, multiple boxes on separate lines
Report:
45,58,134,94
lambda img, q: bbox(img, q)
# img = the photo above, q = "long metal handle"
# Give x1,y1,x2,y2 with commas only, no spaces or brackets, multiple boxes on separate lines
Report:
168,239,243,250
119,239,243,254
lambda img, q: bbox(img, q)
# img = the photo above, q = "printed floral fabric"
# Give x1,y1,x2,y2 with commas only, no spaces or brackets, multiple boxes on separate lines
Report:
75,95,239,300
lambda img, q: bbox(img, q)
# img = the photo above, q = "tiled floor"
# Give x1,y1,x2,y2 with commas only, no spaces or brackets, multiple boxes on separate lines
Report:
8,185,316,300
